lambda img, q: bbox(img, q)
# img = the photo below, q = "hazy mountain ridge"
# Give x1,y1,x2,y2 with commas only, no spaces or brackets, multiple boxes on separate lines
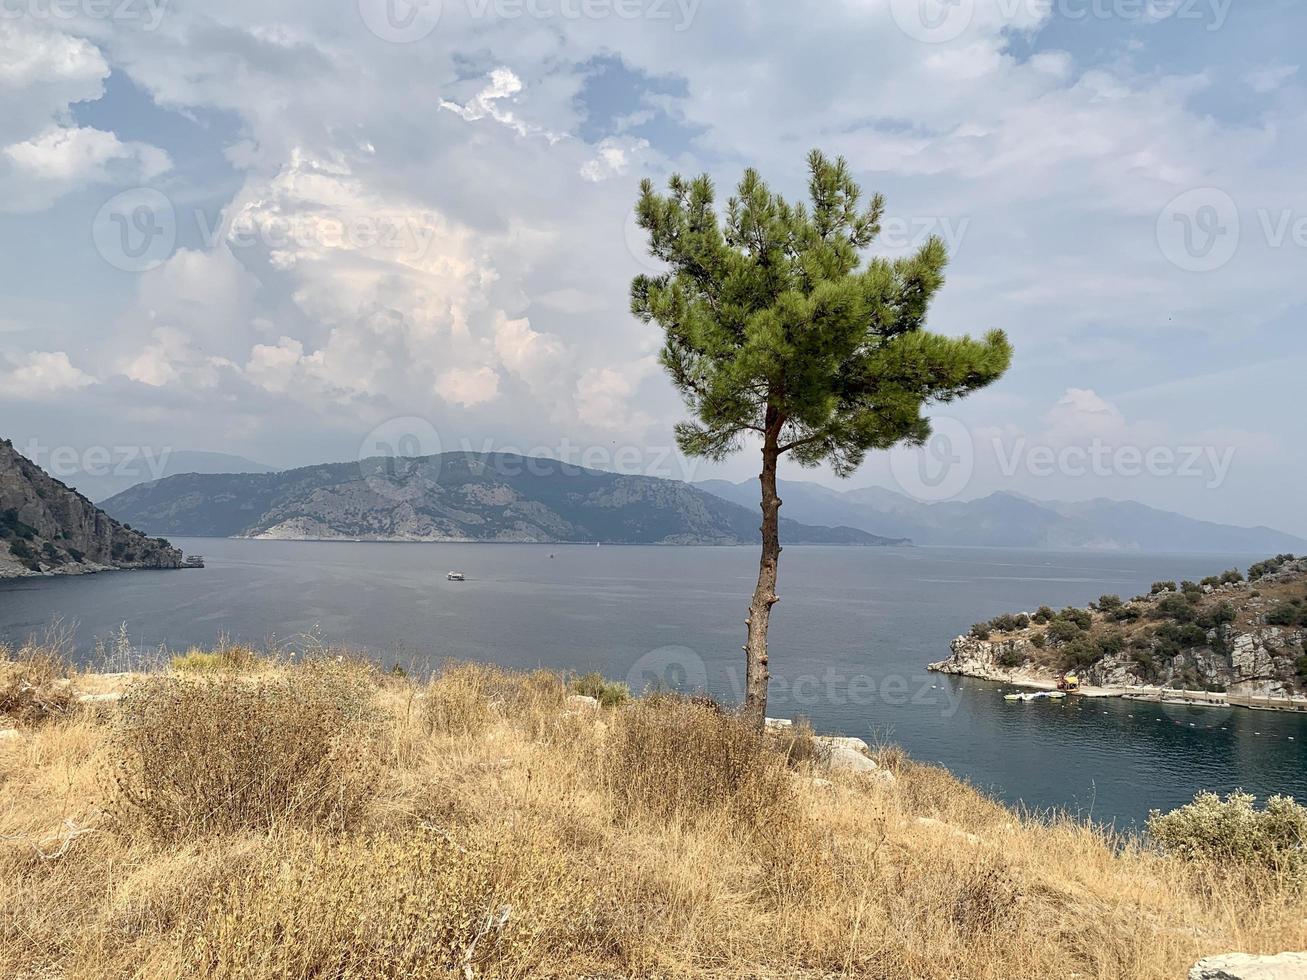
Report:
102,453,908,547
67,451,279,503
0,440,183,579
696,479,1307,553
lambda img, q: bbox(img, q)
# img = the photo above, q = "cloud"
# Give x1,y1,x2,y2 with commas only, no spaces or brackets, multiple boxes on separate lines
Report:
0,23,169,211
440,68,565,143
580,136,650,182
0,351,95,399
436,366,500,407
1245,63,1299,95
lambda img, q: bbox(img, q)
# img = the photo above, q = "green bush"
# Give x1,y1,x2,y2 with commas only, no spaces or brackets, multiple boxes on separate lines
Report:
568,671,631,708
1096,594,1123,613
1095,633,1125,657
1151,581,1177,595
1155,593,1197,622
1032,606,1055,624
1148,791,1307,883
1296,655,1307,682
1046,619,1082,645
969,623,991,640
1029,633,1047,650
1266,603,1307,627
1249,555,1296,581
1058,607,1093,630
1061,638,1099,671
996,647,1025,669
1220,569,1244,584
1197,602,1236,629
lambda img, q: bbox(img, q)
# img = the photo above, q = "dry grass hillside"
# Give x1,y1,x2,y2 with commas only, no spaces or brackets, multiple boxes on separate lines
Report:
2,639,1305,979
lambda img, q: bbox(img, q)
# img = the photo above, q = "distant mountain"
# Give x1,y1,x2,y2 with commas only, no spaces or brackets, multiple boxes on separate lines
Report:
696,479,1307,554
1,439,183,579
68,450,279,503
102,453,908,547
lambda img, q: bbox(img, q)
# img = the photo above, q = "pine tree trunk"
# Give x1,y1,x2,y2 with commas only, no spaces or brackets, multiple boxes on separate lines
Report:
743,420,782,730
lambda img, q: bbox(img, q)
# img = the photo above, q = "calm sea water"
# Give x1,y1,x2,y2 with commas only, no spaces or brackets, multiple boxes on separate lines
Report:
2,540,1304,827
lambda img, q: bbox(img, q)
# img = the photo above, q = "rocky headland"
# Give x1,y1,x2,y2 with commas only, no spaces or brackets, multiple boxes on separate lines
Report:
0,439,183,580
930,554,1307,711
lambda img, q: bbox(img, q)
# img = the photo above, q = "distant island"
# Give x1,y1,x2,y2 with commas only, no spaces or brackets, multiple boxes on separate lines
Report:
698,478,1307,554
0,439,184,579
930,554,1307,709
101,452,909,547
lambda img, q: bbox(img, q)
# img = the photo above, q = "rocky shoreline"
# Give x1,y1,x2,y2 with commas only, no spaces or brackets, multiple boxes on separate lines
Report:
930,556,1307,714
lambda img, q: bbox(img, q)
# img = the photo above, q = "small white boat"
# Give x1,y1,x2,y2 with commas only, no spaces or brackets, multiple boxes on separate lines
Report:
447,571,466,581
1004,691,1065,702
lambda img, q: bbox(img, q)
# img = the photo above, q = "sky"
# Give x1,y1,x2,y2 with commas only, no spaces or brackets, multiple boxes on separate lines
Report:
1,0,1305,535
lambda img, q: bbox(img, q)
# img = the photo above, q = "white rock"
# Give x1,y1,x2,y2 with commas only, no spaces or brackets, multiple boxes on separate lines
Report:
77,692,121,704
566,694,599,710
817,735,871,754
825,743,879,773
1189,952,1307,980
0,729,19,741
764,717,793,729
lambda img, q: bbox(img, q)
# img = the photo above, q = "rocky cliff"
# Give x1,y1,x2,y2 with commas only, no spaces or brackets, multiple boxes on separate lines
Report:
0,439,183,579
930,556,1307,700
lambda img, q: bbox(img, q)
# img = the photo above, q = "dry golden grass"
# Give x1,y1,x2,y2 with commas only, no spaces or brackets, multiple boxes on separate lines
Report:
0,647,1303,979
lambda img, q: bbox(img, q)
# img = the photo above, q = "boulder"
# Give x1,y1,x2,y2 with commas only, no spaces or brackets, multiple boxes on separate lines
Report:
0,729,19,741
1189,952,1307,980
566,694,599,711
823,742,879,774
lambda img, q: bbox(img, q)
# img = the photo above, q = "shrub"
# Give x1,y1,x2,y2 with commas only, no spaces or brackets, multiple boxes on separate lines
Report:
1148,791,1307,883
1151,581,1177,595
568,671,630,708
1266,603,1305,627
7,538,40,570
1046,619,1082,645
422,663,568,738
1220,569,1244,584
1013,613,1030,630
1095,633,1125,657
1060,638,1099,671
111,664,380,840
1029,633,1046,650
1296,655,1307,681
1111,604,1142,622
1032,605,1054,624
188,829,594,979
768,716,830,769
1058,606,1092,630
170,645,262,673
1197,602,1237,629
1249,555,1296,581
604,696,795,832
969,623,991,640
0,644,76,727
996,646,1025,669
1096,594,1123,612
988,613,1017,632
1155,593,1197,622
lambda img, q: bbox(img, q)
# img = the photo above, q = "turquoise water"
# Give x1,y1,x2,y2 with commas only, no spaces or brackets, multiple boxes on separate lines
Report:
2,540,1303,827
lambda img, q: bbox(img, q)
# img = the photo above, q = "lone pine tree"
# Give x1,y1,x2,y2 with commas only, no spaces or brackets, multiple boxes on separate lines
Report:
631,150,1012,727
